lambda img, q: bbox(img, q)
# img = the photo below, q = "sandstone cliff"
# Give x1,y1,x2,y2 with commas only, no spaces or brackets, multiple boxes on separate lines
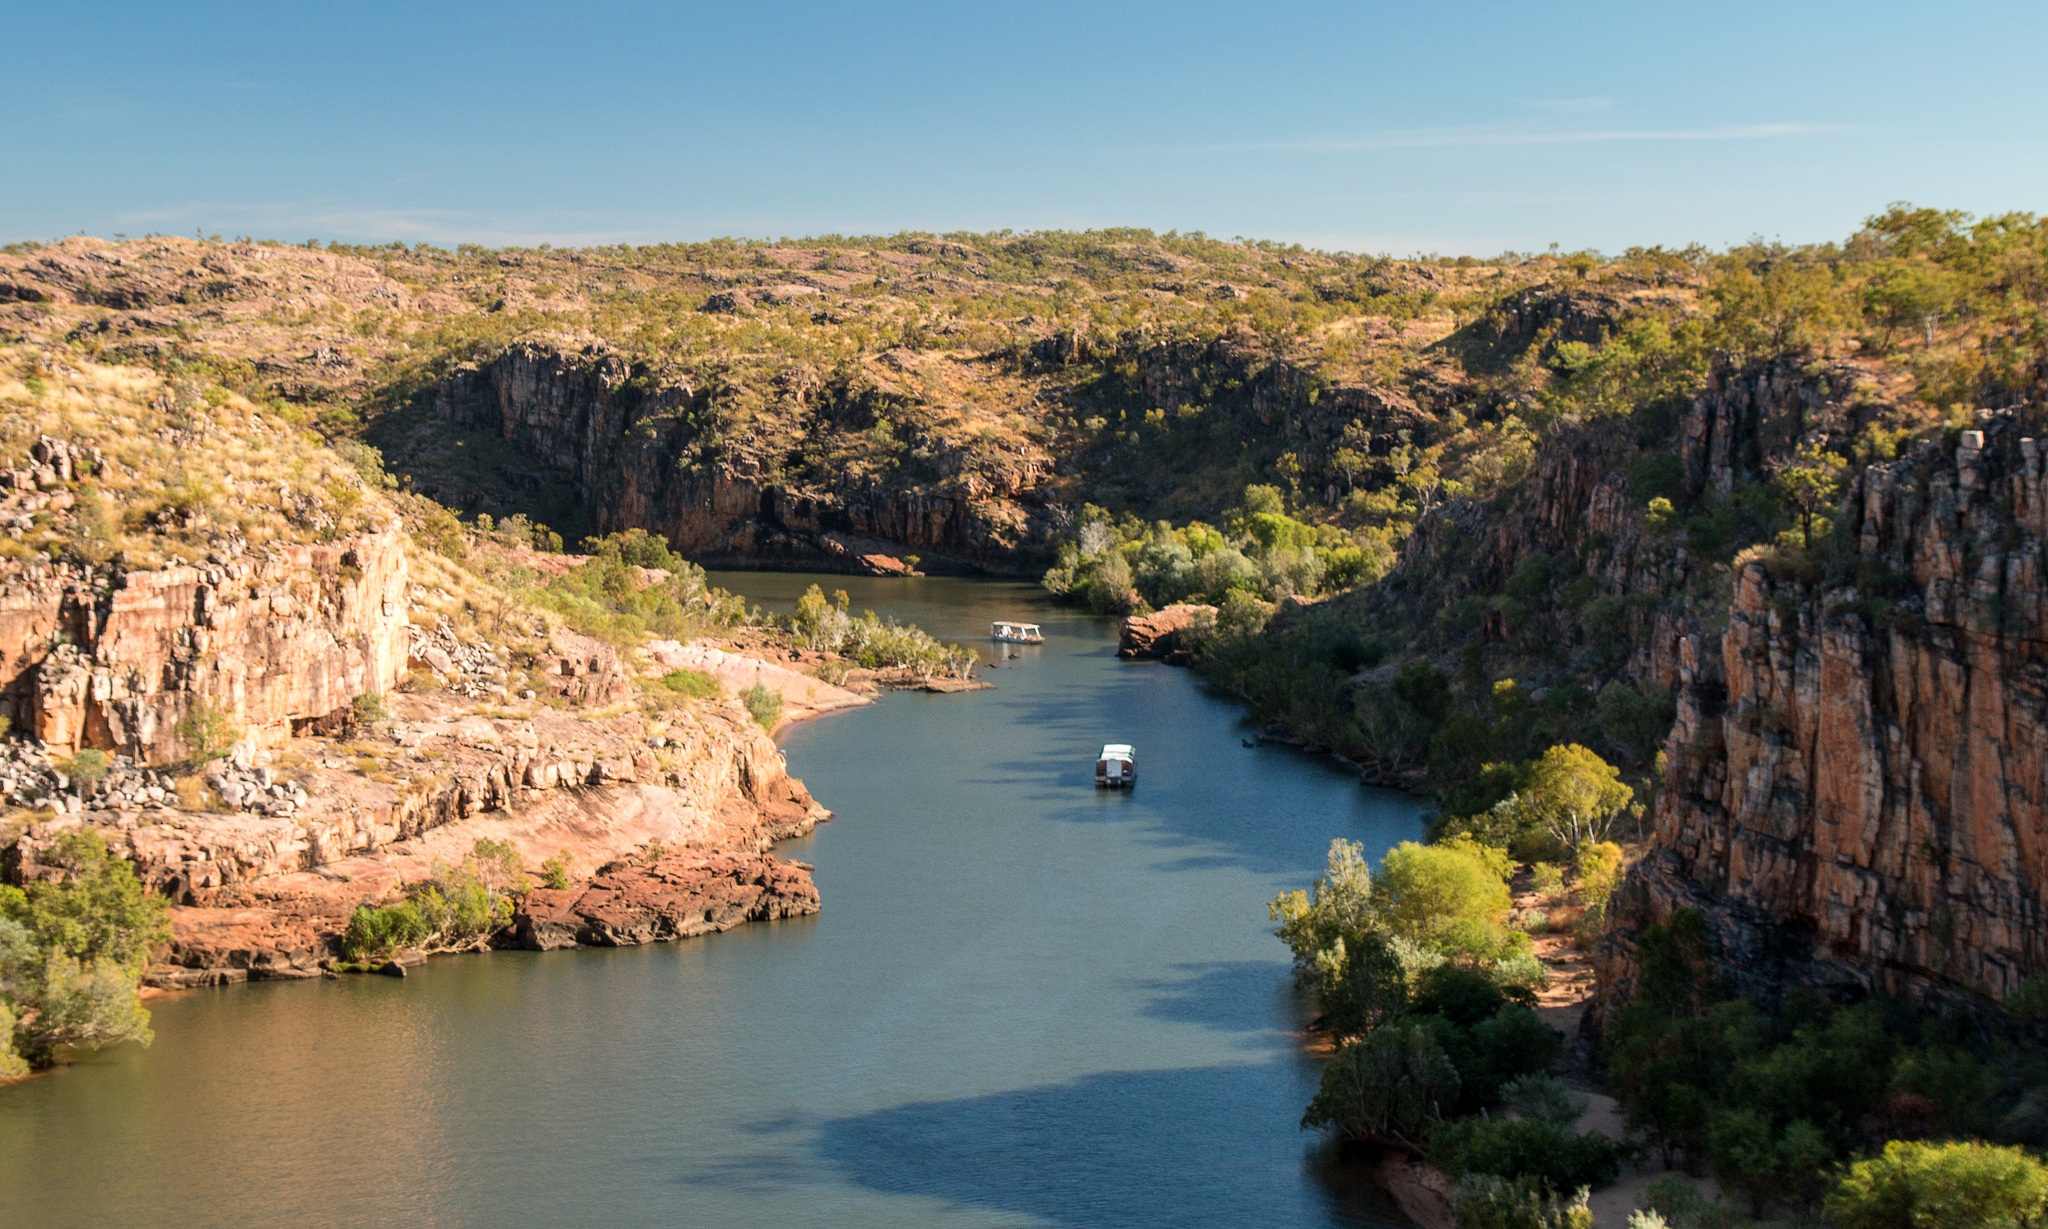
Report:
11,659,828,986
1608,412,2048,1007
0,524,409,761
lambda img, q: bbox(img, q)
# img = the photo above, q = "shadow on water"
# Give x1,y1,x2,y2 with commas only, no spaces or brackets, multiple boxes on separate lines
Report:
796,1063,1412,1229
1135,960,1303,1037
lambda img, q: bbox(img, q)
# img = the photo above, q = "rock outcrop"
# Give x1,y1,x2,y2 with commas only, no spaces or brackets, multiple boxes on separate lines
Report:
1117,603,1216,661
513,851,818,949
11,672,829,985
0,524,409,761
1605,412,2048,1008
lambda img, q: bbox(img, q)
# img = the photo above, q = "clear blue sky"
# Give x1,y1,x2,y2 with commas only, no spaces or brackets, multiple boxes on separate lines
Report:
6,1,2045,254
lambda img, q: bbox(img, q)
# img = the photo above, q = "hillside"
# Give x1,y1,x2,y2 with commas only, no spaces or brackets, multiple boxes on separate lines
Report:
0,230,1631,572
7,210,2048,1095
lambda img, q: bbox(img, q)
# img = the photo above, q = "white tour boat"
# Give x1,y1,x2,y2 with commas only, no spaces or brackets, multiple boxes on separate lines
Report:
991,620,1044,644
1095,743,1136,789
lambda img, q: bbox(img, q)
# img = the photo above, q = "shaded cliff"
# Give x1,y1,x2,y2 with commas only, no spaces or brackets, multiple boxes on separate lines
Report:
402,341,1054,573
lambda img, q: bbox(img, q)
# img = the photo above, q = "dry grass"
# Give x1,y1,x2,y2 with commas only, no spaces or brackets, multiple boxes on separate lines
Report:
0,349,390,567
172,776,218,812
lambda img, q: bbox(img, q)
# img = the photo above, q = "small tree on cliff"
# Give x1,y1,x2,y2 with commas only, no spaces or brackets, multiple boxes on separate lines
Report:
1521,744,1633,852
175,700,238,765
1774,442,1847,551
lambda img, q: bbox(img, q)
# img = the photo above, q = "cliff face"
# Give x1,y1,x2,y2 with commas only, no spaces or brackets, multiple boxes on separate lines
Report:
1610,411,2048,1007
425,342,1051,572
0,524,409,762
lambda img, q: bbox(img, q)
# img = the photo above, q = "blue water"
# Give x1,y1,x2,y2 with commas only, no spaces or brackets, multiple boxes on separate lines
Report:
0,575,1424,1228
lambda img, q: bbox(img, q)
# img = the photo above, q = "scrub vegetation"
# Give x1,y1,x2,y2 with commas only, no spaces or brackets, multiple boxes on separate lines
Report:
0,832,171,1075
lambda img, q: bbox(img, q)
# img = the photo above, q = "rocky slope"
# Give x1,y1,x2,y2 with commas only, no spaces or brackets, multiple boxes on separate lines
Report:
7,635,830,986
0,352,842,986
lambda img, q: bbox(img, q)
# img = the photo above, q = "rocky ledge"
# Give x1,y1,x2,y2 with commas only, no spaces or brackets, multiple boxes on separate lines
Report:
514,851,818,949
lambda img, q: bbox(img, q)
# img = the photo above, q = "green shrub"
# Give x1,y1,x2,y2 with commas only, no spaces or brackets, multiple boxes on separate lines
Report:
350,691,387,727
1430,1115,1624,1193
0,831,171,1071
339,844,519,961
1375,838,1528,970
659,668,720,699
58,748,110,785
1451,1174,1592,1229
742,683,783,729
341,900,429,960
539,853,572,891
1826,1140,2048,1229
1708,1108,1832,1216
530,547,745,645
1502,1074,1588,1129
175,700,239,764
1271,838,1388,1035
1302,1021,1460,1150
1425,1002,1564,1110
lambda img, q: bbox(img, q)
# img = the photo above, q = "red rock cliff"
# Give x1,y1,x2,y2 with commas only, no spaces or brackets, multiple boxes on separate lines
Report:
1608,411,2048,1007
0,524,409,762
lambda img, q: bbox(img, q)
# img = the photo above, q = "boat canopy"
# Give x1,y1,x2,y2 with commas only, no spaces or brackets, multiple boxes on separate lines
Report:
1099,743,1134,760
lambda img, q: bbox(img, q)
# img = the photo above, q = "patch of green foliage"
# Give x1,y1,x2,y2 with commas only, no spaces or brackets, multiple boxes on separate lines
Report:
340,840,524,961
786,584,978,678
1042,487,1393,616
658,668,720,699
1278,838,1601,1182
1431,1115,1624,1194
1826,1139,2048,1229
525,530,747,645
175,700,240,765
741,683,782,729
1606,908,2048,1221
0,831,171,1074
1451,1174,1594,1229
57,748,110,786
1436,744,1636,863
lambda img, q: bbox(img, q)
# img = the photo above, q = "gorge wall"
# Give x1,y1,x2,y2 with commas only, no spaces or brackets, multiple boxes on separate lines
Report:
1608,412,2048,1007
422,342,1052,573
1364,351,2048,1011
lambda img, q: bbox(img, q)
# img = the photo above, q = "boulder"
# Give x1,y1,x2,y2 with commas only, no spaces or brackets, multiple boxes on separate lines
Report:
1117,603,1216,660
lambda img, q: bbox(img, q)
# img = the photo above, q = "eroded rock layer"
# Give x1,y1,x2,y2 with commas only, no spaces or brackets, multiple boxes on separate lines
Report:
428,342,1050,573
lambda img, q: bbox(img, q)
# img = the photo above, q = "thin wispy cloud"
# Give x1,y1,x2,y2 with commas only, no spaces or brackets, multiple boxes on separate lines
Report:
111,201,642,247
1205,121,1847,154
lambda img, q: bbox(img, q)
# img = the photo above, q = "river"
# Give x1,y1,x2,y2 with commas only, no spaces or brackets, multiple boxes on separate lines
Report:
0,574,1425,1229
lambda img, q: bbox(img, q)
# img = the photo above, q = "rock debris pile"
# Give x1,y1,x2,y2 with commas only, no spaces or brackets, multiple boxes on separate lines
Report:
408,618,513,699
